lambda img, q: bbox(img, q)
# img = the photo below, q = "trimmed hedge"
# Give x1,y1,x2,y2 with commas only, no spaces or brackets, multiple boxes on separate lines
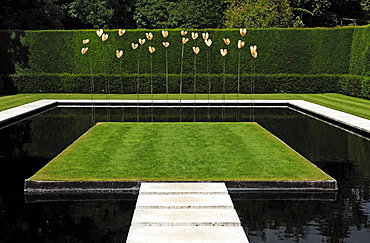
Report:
338,75,370,99
18,28,354,75
349,25,370,76
2,27,370,99
11,73,340,94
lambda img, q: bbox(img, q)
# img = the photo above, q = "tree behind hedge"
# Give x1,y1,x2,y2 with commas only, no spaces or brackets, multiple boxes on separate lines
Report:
224,0,300,28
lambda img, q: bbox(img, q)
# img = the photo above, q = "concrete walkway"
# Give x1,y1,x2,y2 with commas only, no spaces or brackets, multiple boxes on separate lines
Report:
126,182,249,243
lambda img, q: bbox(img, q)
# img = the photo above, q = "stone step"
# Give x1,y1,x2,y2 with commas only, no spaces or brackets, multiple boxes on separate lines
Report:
126,226,249,243
139,182,228,195
131,208,241,226
127,182,249,242
135,194,234,209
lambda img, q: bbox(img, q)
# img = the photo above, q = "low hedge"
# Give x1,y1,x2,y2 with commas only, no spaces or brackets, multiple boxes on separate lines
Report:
12,73,339,94
338,75,370,99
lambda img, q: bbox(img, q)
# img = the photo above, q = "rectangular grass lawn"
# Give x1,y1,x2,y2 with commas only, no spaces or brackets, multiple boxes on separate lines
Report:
30,122,333,182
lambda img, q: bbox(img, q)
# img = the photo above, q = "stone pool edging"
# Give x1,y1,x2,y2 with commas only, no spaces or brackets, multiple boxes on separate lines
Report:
2,99,370,136
1,99,367,193
24,179,338,194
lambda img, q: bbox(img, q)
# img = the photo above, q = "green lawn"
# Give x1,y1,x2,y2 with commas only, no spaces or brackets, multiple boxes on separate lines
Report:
30,122,333,182
1,93,370,120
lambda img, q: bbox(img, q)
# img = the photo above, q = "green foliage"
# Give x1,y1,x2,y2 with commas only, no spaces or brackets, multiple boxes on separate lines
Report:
3,27,370,100
338,75,370,99
134,0,226,29
62,0,114,28
350,25,370,76
224,0,299,28
134,0,177,28
0,0,65,30
11,73,340,94
361,0,370,11
17,28,354,76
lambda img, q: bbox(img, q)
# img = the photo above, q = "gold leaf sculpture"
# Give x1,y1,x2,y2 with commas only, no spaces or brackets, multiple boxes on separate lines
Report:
82,39,89,44
102,33,109,42
96,29,103,37
182,37,189,44
162,30,169,38
139,38,146,45
238,40,245,49
131,43,139,50
181,30,188,36
192,46,200,54
240,28,247,37
81,47,88,54
148,46,156,53
220,49,228,56
118,29,126,36
202,32,209,40
146,32,153,40
191,32,198,40
205,39,212,47
250,45,258,58
223,38,230,45
116,50,123,58
162,42,170,48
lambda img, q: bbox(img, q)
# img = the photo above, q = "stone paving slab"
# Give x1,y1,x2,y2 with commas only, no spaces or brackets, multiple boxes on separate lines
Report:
289,100,370,133
135,194,234,209
4,99,370,136
126,226,249,243
139,182,228,195
0,100,57,125
131,208,241,226
127,182,249,242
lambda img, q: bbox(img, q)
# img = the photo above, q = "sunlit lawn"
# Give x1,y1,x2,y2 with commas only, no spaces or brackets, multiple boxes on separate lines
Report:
30,122,333,182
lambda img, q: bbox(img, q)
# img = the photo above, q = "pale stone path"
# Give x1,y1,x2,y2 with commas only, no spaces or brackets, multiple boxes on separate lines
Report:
126,182,249,243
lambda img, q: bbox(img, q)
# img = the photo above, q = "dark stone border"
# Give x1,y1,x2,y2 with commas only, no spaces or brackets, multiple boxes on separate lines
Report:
225,180,337,191
24,179,338,194
24,180,141,193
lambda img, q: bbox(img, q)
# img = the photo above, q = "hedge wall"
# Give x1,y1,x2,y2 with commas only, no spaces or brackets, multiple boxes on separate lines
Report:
2,27,370,99
349,25,370,76
20,28,353,76
11,73,339,94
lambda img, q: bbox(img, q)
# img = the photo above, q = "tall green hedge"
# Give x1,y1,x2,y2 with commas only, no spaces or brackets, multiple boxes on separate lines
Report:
349,25,370,76
20,28,354,75
2,27,370,99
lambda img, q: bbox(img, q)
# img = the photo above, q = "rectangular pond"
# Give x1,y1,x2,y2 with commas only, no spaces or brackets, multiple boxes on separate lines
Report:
1,105,370,242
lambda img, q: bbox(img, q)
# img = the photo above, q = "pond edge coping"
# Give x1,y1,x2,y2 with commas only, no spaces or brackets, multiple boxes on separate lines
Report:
1,99,367,193
1,99,370,136
24,179,338,194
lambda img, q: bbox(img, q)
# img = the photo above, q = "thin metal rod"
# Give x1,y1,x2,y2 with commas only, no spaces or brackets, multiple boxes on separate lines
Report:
179,43,185,122
120,59,124,122
136,49,140,122
237,49,241,122
165,48,169,121
222,56,226,121
150,53,154,122
193,54,197,122
90,54,95,125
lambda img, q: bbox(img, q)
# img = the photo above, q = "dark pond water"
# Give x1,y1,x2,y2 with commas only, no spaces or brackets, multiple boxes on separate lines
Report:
1,106,370,242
